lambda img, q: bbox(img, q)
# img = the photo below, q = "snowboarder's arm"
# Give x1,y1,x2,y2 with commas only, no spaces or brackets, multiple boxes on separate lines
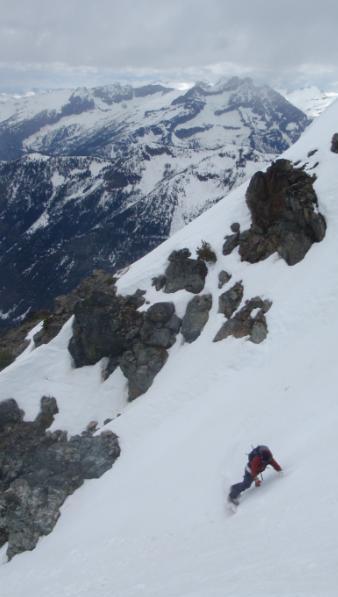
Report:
270,458,282,472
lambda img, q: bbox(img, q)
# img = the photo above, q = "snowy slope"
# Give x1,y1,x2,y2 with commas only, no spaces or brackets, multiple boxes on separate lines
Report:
281,85,338,117
1,102,338,595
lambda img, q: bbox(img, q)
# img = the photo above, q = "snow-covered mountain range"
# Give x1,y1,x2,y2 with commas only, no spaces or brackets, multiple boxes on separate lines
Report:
0,94,337,595
0,77,309,328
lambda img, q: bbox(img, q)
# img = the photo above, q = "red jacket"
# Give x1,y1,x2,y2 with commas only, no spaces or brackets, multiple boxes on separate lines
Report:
248,455,282,478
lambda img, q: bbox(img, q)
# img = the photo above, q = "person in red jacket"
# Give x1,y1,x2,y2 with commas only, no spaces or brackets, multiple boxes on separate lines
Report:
228,445,282,505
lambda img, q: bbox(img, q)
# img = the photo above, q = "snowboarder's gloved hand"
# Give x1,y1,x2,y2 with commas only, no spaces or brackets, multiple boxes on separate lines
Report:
255,478,261,487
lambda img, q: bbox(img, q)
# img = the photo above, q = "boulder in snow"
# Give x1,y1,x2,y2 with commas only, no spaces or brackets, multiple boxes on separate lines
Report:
218,282,244,318
181,294,213,343
218,270,232,289
164,249,208,294
238,159,326,266
214,296,271,343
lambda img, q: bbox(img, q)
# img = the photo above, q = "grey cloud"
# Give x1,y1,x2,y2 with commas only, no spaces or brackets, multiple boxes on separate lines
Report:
0,0,338,88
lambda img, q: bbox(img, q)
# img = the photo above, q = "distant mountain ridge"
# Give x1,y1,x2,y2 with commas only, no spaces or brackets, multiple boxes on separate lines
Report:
0,77,309,329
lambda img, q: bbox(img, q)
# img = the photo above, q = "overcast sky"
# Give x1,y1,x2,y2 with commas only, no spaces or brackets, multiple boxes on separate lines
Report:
1,0,338,92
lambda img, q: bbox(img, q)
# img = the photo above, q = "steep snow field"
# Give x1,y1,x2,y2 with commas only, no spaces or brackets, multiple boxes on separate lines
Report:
1,102,338,595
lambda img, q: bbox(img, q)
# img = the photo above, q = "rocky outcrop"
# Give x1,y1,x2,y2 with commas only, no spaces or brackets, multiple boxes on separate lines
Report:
331,133,338,153
34,270,117,348
181,294,213,343
0,310,49,372
214,297,272,343
68,288,181,400
152,274,166,291
119,343,168,400
0,397,120,560
222,230,240,256
223,160,326,266
68,290,145,368
140,302,181,349
163,249,208,294
218,270,232,289
218,282,244,318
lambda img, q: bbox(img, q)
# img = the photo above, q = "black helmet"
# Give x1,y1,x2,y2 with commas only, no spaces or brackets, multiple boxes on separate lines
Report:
260,446,272,461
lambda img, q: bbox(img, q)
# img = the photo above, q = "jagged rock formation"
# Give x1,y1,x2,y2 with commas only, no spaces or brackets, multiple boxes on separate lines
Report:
69,289,182,400
0,270,116,371
68,290,145,368
119,344,169,401
0,397,120,559
223,160,326,265
214,296,272,343
34,270,117,347
162,249,208,294
181,294,213,343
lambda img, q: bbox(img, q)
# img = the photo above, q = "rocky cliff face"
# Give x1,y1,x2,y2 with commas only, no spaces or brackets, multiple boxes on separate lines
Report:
0,397,120,559
222,159,326,265
0,78,309,329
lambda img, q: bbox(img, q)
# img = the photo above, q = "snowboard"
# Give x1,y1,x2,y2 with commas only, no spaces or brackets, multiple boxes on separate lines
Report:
226,496,239,514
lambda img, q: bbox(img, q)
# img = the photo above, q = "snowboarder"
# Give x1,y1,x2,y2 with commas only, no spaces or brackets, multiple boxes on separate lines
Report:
228,445,282,505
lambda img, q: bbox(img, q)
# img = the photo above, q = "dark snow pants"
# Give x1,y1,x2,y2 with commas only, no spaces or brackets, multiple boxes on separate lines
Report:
229,470,253,499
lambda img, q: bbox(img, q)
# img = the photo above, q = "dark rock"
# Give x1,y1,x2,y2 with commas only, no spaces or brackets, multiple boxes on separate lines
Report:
34,270,117,348
102,355,120,381
0,399,24,431
0,397,120,559
146,302,175,323
331,133,338,153
68,288,181,397
68,291,144,367
218,282,244,318
166,314,182,334
140,302,181,349
218,270,232,289
119,343,168,400
140,323,174,349
0,309,51,373
152,275,166,291
276,228,313,265
214,296,271,343
250,312,268,344
130,289,147,309
222,232,240,256
34,396,58,429
307,149,318,158
237,228,277,263
164,249,208,294
181,294,212,343
230,222,240,233
238,159,326,265
85,420,98,434
213,316,251,342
